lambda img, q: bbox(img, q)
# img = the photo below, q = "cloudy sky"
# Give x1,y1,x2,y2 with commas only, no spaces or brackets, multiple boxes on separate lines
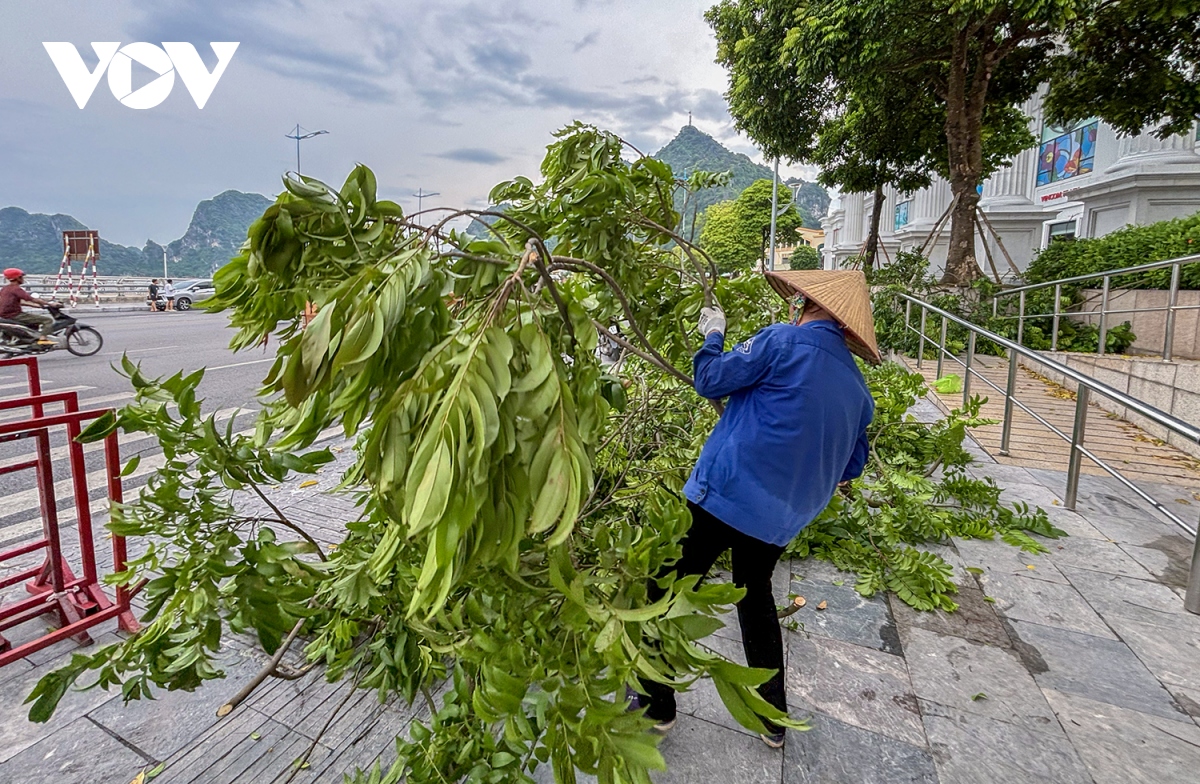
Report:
0,0,817,248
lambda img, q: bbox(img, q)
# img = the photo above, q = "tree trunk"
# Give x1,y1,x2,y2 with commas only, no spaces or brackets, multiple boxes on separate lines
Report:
862,182,885,270
939,28,988,287
944,174,981,285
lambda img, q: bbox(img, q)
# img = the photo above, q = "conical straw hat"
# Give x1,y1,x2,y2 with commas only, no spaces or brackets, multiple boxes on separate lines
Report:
764,269,881,364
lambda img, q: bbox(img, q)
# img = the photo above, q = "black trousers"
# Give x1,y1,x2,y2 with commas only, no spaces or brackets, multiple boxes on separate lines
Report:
639,501,787,729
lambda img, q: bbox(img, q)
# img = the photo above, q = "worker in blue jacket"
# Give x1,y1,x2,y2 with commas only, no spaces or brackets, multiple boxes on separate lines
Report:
633,269,879,749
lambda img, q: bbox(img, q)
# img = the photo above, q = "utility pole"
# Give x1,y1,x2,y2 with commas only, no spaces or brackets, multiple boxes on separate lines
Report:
412,188,440,215
767,159,780,272
285,124,329,175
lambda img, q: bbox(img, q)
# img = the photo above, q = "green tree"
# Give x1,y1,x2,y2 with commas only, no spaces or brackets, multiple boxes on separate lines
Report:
788,245,821,270
1046,1,1200,138
27,125,1061,783
700,179,805,272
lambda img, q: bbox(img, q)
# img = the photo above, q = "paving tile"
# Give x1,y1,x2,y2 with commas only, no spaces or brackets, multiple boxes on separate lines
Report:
953,536,1066,583
783,710,937,784
1169,686,1200,724
1044,688,1200,784
1082,510,1186,546
786,573,900,654
1058,564,1197,626
1040,534,1155,579
977,568,1117,639
654,713,783,784
888,578,1011,649
901,627,1056,727
1007,618,1191,723
1102,614,1200,692
920,699,1092,784
965,464,1038,486
0,716,149,784
1037,506,1106,539
0,647,122,764
1119,534,1195,587
785,633,926,748
87,646,266,761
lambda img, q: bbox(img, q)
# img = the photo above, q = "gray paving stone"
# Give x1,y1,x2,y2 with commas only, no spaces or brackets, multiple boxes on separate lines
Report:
87,646,266,761
783,710,937,784
1102,614,1200,692
1044,688,1200,784
1169,686,1200,724
677,633,759,738
1084,511,1186,547
1041,534,1154,579
965,463,1038,486
953,536,1066,583
996,481,1065,510
1007,618,1192,723
0,649,121,764
0,716,149,784
1069,487,1163,525
785,633,926,748
920,699,1092,784
888,579,1011,649
1058,564,1194,625
787,574,900,654
654,713,783,784
1037,506,1106,540
901,627,1056,727
1119,534,1195,588
977,569,1117,639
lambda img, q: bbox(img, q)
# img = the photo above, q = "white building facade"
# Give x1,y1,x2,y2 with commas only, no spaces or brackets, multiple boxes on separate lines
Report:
822,95,1200,278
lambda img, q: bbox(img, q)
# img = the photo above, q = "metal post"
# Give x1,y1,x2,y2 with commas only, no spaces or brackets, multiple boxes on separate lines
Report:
963,331,976,408
767,159,779,271
1186,521,1200,614
917,308,927,369
905,299,912,332
1097,276,1110,356
1064,386,1090,509
999,350,1018,456
936,317,947,379
1051,283,1062,352
1164,263,1181,362
1017,290,1026,347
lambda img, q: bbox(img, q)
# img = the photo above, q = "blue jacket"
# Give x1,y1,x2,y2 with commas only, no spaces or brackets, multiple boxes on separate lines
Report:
683,321,874,546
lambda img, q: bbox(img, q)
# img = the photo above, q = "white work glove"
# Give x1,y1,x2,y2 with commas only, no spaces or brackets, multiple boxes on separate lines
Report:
698,307,726,336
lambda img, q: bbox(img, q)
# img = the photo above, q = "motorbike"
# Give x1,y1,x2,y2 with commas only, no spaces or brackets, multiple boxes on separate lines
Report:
0,305,104,357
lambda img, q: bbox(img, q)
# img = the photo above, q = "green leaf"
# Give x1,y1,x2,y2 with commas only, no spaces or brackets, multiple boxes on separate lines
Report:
75,410,117,444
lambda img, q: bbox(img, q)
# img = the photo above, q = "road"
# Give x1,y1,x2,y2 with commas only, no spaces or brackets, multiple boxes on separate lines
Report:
0,310,280,549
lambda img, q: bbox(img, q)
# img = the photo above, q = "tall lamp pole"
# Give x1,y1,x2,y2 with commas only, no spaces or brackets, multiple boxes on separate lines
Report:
412,188,440,215
767,158,780,271
285,124,329,175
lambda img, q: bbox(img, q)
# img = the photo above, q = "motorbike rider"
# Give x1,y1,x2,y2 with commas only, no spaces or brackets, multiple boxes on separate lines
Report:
0,268,55,342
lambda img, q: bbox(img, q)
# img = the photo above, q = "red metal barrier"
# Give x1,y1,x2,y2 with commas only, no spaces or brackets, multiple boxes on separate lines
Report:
0,357,138,666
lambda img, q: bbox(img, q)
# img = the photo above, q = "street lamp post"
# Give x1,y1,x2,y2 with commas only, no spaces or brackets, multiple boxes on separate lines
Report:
285,124,329,175
412,188,440,215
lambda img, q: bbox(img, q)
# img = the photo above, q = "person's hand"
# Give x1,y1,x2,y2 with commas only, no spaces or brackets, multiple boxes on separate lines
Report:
698,306,726,336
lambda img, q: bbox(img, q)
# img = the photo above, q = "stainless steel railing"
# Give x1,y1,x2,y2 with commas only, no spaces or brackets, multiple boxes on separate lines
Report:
901,293,1200,614
990,253,1200,360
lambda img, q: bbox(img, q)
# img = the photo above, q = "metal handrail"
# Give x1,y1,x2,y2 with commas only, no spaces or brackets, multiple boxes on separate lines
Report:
990,253,1200,359
900,293,1200,615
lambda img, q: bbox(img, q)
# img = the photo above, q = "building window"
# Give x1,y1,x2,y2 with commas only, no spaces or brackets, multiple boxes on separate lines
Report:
1037,120,1098,186
1048,220,1077,241
894,200,911,231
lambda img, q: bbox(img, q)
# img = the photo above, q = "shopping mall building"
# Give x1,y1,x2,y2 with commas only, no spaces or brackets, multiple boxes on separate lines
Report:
821,97,1200,277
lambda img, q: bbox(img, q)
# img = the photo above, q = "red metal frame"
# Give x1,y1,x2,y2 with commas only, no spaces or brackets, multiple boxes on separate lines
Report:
0,357,138,666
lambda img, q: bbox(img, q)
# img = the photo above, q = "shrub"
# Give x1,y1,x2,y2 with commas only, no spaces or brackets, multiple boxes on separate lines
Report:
787,245,821,270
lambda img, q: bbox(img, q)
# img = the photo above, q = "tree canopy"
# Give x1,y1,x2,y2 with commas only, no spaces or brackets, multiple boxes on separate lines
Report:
700,179,806,273
708,0,1200,284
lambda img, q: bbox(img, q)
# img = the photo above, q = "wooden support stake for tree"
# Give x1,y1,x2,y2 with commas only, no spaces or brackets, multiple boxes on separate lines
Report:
973,213,1004,285
919,197,957,258
976,208,1022,278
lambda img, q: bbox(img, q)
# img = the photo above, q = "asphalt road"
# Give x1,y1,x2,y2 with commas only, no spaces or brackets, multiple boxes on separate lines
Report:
0,310,279,548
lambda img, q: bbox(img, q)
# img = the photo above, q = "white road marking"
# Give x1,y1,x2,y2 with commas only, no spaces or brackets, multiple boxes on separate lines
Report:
206,357,276,371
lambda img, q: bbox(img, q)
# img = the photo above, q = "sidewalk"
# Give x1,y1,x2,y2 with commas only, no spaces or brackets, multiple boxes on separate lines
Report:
2,408,1199,783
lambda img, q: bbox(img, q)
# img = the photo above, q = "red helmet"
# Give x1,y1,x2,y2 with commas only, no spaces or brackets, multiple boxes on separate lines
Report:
3,268,24,281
